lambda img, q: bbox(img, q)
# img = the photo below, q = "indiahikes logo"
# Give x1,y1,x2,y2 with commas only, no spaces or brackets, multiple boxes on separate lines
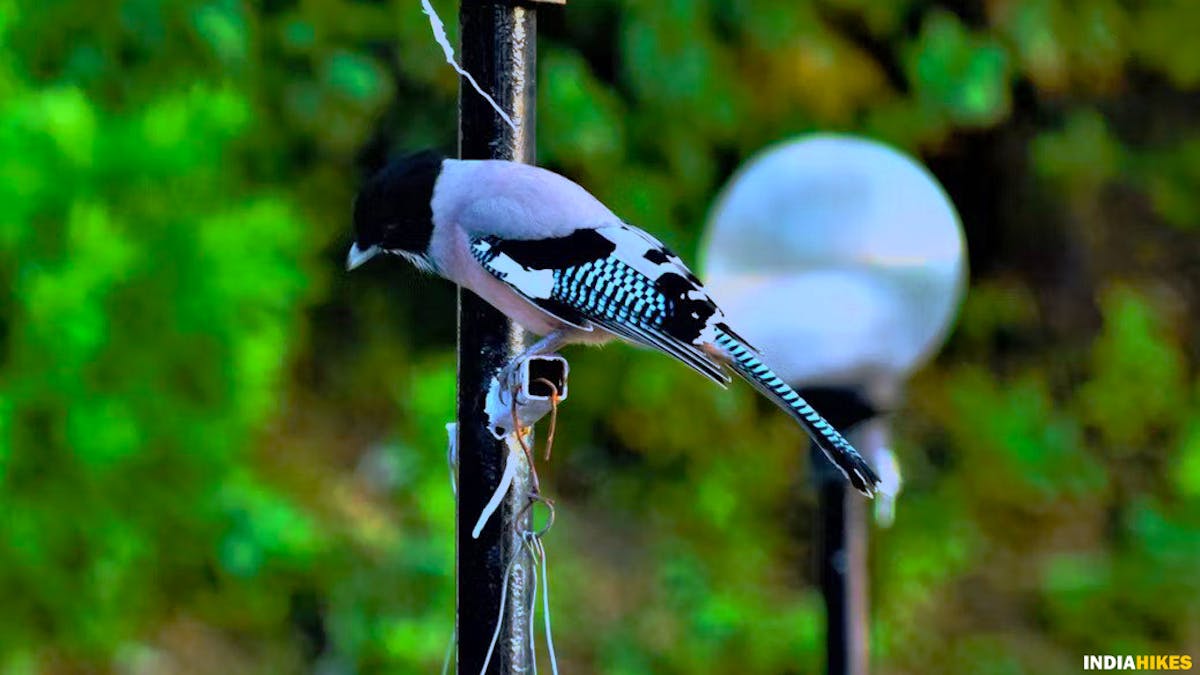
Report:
1083,655,1193,671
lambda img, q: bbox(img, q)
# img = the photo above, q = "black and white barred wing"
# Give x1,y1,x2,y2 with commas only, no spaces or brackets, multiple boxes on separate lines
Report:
471,223,881,494
470,224,731,385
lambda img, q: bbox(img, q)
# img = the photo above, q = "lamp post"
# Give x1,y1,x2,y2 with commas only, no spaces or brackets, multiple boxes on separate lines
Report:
455,1,561,671
701,134,966,675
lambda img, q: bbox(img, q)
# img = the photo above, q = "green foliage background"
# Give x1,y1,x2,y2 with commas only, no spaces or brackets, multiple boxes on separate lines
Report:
1,0,1198,672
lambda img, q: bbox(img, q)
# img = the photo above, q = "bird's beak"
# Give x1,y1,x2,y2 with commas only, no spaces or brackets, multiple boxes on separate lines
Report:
346,243,381,270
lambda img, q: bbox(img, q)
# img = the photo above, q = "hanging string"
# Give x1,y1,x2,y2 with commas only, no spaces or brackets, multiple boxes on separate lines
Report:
532,534,560,675
420,0,518,132
477,377,563,674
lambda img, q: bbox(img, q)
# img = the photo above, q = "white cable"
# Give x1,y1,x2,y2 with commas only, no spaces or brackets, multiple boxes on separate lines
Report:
421,0,518,132
440,627,455,675
480,547,521,674
527,537,539,675
446,422,457,498
473,445,519,538
536,536,560,675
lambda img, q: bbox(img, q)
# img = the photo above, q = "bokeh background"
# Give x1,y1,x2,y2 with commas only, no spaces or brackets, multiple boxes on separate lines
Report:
2,0,1199,672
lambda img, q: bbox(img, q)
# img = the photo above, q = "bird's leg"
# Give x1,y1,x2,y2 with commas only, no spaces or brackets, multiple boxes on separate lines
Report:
519,327,573,360
498,327,572,396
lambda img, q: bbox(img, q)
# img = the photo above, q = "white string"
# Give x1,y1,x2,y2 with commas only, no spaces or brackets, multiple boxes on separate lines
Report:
480,547,522,675
477,527,562,674
473,444,519,538
446,422,458,497
443,422,458,674
534,536,560,675
420,0,518,132
440,626,455,675
527,536,539,675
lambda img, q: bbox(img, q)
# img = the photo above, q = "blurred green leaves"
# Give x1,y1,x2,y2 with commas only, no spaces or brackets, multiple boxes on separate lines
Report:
0,4,318,663
0,0,1199,671
1033,110,1122,193
192,0,249,67
1080,287,1186,449
944,368,1103,502
907,11,1011,127
539,48,626,176
1132,0,1200,88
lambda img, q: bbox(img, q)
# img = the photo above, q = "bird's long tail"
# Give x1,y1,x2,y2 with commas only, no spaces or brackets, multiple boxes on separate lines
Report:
713,324,881,496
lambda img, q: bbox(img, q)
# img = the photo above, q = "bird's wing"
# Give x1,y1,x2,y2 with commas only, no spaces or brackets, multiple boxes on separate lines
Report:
470,224,731,385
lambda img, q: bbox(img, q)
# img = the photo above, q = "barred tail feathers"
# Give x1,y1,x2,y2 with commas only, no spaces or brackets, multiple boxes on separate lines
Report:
712,325,881,496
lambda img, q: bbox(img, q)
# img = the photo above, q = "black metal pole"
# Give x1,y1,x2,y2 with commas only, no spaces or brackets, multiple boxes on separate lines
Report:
801,387,876,675
456,1,547,672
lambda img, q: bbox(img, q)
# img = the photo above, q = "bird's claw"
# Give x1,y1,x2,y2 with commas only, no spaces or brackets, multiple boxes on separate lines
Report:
497,359,524,401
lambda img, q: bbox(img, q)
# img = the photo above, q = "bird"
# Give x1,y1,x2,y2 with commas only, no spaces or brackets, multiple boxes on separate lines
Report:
346,150,881,496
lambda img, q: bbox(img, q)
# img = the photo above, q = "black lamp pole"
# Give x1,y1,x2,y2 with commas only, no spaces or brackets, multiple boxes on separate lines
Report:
801,387,876,675
455,1,541,672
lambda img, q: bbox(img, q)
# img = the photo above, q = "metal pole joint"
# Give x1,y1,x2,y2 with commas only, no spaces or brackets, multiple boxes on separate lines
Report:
487,356,569,439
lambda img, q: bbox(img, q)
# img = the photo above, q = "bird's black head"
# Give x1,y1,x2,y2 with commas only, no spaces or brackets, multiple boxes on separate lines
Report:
351,150,445,261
